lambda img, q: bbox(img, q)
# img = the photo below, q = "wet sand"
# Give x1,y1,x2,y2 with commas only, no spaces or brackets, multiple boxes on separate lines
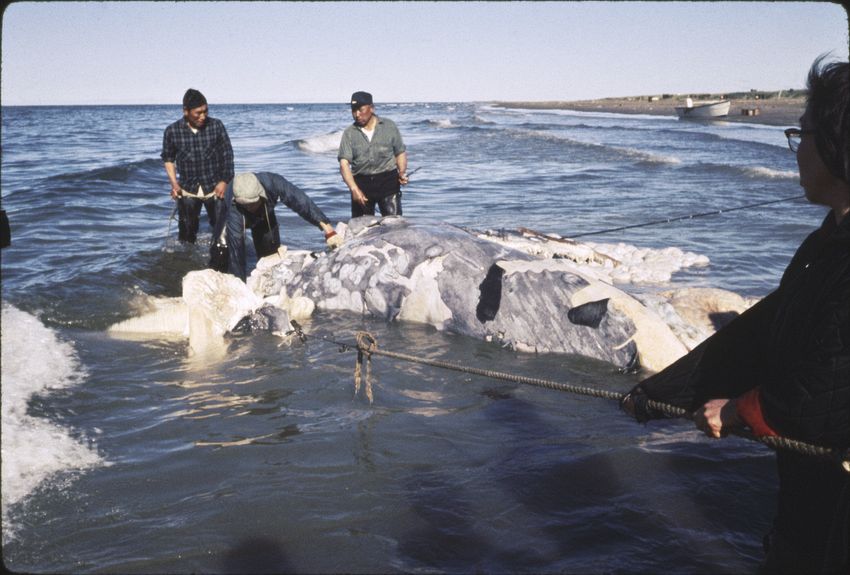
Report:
493,96,805,127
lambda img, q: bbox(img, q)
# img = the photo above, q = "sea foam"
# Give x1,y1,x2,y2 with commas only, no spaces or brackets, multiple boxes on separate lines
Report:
1,304,103,542
613,145,682,165
427,118,454,128
740,165,798,180
295,130,344,154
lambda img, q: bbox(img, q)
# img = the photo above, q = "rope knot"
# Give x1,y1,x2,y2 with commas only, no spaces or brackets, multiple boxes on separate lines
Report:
354,331,378,404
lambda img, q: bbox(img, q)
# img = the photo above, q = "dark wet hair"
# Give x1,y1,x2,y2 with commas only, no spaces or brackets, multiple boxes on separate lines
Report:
805,55,849,183
182,88,207,110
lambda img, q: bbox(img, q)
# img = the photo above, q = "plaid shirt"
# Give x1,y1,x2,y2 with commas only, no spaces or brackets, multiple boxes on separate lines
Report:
161,117,234,193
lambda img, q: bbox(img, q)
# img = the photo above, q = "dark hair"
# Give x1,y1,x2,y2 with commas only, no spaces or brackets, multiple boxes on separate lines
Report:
806,55,850,183
182,88,207,110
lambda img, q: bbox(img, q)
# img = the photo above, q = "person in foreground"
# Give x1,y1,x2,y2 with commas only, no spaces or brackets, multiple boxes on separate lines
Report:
623,56,849,573
338,91,408,218
210,172,341,281
161,88,234,243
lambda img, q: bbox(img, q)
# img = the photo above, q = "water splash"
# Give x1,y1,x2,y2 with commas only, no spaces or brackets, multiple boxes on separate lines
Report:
1,304,104,543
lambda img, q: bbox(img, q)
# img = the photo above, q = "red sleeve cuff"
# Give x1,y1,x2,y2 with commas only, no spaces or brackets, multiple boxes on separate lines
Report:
736,388,779,437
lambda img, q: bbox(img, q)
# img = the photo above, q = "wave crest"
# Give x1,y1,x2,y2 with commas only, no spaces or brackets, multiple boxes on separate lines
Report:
295,130,343,154
740,166,798,179
2,304,104,543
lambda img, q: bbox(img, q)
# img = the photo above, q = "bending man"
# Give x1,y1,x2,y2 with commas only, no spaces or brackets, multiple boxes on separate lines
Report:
211,172,341,281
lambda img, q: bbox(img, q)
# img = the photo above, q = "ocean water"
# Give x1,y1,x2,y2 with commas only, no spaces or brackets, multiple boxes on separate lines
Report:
1,102,820,573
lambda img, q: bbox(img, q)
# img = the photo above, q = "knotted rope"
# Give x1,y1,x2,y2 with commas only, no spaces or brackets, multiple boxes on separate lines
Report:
286,322,849,472
353,331,377,404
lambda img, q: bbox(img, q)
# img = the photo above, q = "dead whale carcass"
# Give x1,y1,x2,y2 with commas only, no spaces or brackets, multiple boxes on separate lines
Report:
250,217,689,371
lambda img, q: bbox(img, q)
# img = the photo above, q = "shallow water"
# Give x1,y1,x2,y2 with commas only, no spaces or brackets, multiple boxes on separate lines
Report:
1,102,819,573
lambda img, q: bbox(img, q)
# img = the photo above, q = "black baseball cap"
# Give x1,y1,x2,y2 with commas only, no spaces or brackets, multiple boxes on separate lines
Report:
350,91,373,108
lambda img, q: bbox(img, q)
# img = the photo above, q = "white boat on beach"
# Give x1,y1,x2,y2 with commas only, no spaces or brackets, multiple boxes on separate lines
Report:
675,98,731,119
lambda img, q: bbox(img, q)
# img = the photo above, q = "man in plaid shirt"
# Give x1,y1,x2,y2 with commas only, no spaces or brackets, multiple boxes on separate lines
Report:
161,89,234,243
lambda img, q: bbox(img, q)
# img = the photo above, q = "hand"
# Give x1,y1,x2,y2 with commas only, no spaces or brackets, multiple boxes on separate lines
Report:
620,384,663,423
693,399,741,438
170,183,182,200
351,188,368,206
325,231,343,250
398,172,409,186
213,181,227,200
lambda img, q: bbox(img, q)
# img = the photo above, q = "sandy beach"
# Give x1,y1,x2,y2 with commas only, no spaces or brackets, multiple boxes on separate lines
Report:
493,95,806,127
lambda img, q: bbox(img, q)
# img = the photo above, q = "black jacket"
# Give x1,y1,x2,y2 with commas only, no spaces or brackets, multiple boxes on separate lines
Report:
638,211,850,448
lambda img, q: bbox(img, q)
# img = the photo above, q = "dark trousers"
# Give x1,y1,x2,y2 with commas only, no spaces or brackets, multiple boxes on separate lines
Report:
351,192,402,218
760,452,850,574
178,196,218,243
226,204,280,281
0,209,10,248
352,169,402,218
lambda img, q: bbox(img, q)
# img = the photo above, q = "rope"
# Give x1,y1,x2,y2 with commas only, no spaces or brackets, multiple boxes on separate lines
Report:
179,188,217,200
353,332,376,403
285,322,850,472
164,189,218,244
164,202,178,245
568,194,806,239
641,399,845,468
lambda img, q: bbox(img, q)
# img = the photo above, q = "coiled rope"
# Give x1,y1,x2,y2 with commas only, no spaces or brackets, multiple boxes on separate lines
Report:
287,322,850,472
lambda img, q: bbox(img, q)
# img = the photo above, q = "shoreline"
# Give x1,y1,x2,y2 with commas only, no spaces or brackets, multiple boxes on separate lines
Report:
492,96,805,127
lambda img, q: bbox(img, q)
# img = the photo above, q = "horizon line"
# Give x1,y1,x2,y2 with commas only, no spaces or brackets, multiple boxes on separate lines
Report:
1,88,807,108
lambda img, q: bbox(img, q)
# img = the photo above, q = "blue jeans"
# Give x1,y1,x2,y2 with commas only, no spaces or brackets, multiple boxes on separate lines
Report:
225,202,280,282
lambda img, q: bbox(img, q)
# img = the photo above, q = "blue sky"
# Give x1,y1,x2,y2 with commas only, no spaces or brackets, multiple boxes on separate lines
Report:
2,1,847,105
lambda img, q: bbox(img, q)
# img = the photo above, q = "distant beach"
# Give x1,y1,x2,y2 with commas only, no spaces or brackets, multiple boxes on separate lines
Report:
493,93,806,127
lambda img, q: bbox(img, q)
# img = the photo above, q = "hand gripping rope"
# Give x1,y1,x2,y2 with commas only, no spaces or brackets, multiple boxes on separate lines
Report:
286,321,850,473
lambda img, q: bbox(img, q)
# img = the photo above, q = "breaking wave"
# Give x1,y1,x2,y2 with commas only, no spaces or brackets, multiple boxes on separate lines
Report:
739,166,798,180
691,161,798,181
295,130,343,154
1,304,104,543
427,118,454,128
611,146,682,165
45,158,162,184
511,129,682,165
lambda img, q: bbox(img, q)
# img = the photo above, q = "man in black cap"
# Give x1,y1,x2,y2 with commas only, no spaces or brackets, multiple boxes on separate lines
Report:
161,88,234,243
338,91,408,218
